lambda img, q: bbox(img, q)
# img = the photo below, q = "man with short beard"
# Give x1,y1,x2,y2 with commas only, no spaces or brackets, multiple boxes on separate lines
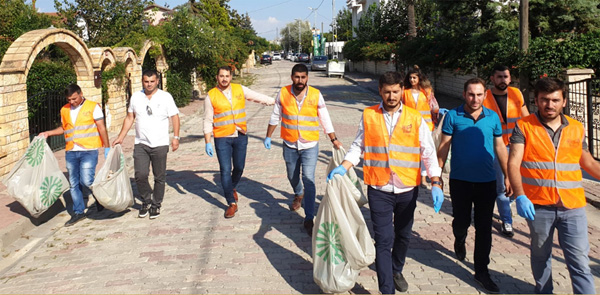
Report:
264,63,342,236
204,66,275,218
508,77,600,294
483,65,530,238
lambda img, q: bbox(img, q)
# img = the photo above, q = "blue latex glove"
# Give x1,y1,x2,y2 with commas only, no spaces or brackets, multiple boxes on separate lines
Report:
205,143,214,157
516,195,535,221
431,186,444,213
264,137,271,149
327,165,347,181
104,148,110,159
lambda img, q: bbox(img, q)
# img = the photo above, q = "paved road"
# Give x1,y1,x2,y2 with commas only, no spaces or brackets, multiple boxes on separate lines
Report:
0,60,598,294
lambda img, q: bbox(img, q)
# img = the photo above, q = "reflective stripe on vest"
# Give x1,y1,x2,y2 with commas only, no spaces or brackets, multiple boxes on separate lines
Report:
280,85,320,142
518,114,586,208
403,89,433,131
483,87,524,146
208,83,247,137
61,99,102,151
363,105,422,186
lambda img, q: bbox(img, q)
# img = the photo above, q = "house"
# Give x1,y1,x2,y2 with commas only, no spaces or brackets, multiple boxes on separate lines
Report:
346,0,387,37
144,4,173,26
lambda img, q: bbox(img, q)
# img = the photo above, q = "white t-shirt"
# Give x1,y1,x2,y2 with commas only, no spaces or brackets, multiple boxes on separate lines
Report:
61,99,104,151
128,89,179,147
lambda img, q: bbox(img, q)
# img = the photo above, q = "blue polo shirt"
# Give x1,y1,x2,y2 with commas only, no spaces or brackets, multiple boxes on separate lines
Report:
442,105,502,182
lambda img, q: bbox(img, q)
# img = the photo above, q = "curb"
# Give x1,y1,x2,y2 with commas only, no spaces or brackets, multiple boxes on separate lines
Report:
343,75,380,96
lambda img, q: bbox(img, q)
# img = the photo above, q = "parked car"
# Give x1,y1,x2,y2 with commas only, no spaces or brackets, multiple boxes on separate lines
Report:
310,55,328,71
292,53,299,62
298,53,310,63
260,54,272,64
272,53,282,61
286,53,293,60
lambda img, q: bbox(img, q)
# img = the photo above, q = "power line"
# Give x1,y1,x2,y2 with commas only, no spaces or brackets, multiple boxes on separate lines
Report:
247,0,296,14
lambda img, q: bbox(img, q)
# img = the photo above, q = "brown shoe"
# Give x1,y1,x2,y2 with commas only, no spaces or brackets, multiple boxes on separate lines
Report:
290,194,304,211
225,203,238,218
304,220,314,237
233,189,239,203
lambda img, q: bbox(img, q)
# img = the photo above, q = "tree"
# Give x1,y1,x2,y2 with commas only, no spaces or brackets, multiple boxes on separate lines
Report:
280,20,312,53
188,0,232,31
333,8,352,41
529,0,600,37
0,0,55,58
54,0,150,47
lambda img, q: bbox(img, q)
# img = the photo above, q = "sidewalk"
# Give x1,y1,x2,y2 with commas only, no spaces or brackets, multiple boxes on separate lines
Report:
343,70,600,209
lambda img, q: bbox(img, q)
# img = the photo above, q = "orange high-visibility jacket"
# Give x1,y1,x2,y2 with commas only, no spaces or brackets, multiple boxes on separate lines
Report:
208,83,247,138
483,87,525,146
403,89,433,131
518,114,586,208
61,99,102,151
280,85,320,142
363,105,422,186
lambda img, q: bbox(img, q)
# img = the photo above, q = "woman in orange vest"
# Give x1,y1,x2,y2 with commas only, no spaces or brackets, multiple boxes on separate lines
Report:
508,78,600,294
403,66,439,187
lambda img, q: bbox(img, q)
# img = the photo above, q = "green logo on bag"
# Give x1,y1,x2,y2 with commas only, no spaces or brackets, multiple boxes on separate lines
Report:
40,176,63,206
25,139,45,167
315,222,346,265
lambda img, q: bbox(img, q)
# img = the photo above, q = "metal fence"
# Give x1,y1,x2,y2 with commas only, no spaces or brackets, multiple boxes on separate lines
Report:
566,78,600,160
27,90,66,151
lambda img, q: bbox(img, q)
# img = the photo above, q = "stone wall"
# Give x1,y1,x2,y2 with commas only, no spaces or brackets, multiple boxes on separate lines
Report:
347,60,396,75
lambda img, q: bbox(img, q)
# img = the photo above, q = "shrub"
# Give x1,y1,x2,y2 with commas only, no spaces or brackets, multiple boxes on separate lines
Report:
166,70,192,107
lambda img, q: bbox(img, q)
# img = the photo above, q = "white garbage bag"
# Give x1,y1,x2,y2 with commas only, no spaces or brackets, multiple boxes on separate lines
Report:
2,136,70,218
432,113,451,174
91,144,133,212
313,174,376,293
326,147,368,207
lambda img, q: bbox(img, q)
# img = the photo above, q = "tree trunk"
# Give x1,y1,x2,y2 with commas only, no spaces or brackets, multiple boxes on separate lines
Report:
407,0,417,38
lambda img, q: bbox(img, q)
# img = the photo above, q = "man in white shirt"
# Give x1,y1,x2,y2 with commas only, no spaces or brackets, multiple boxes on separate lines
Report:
40,84,110,226
114,70,180,219
328,71,443,294
264,63,342,236
204,66,275,218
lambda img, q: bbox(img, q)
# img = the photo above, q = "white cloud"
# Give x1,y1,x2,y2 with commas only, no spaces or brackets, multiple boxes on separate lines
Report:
251,17,282,40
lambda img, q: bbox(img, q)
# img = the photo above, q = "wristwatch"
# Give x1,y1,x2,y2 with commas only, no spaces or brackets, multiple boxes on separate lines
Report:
431,181,443,187
173,136,181,140
331,137,338,143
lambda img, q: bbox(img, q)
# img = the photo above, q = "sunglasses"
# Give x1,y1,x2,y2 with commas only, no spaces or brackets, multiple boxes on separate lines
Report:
146,105,152,116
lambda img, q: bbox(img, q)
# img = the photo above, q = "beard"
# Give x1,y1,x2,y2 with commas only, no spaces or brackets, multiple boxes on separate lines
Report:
495,83,508,91
293,83,306,93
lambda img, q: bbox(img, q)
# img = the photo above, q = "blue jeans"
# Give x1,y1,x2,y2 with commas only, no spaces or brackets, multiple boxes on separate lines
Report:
65,150,98,214
282,144,318,221
495,145,513,224
368,187,419,294
214,134,248,204
527,206,595,294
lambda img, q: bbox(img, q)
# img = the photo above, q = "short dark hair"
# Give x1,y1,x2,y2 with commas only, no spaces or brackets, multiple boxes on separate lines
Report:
379,71,404,89
65,84,82,97
534,77,566,99
217,66,232,75
142,69,159,79
491,64,509,75
291,64,308,75
463,77,487,93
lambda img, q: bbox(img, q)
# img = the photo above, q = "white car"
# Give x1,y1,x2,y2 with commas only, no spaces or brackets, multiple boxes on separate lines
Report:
272,53,282,61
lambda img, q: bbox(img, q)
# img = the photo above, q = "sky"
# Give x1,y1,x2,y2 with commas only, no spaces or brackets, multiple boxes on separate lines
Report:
31,0,345,41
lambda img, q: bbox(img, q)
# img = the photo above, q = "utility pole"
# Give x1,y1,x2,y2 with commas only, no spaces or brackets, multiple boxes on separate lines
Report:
308,7,318,30
295,19,302,54
288,26,291,53
519,0,530,110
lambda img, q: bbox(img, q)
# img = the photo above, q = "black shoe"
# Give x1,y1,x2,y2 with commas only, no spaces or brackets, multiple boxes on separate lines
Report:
149,207,160,219
65,213,86,227
474,273,500,294
95,202,105,212
501,222,514,238
454,240,466,261
138,204,149,218
303,220,314,237
393,273,409,292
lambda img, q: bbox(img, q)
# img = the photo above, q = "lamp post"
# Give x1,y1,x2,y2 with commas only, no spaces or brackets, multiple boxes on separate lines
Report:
308,7,318,31
295,19,302,54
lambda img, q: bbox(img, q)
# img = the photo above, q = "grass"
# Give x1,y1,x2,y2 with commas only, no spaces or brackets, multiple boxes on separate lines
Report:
232,73,257,87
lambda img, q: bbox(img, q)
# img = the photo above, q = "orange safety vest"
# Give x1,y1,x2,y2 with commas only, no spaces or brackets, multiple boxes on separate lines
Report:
403,89,433,131
61,99,102,151
483,87,525,146
208,83,247,138
280,85,320,142
363,105,422,186
518,114,586,208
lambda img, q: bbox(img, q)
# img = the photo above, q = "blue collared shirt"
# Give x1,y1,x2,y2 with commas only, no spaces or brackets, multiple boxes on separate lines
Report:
442,105,502,182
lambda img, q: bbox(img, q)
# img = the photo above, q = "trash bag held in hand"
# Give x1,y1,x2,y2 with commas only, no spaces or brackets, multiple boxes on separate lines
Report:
313,175,376,293
326,147,368,207
2,136,70,218
91,144,133,212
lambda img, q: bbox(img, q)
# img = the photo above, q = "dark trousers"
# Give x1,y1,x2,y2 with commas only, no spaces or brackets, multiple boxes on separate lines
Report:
133,144,169,208
214,134,248,204
449,178,496,275
368,186,419,294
